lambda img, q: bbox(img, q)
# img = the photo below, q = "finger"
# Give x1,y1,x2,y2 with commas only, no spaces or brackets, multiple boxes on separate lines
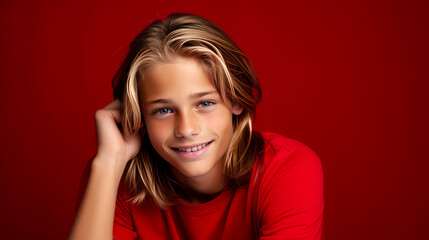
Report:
103,99,121,110
109,109,122,124
95,109,122,124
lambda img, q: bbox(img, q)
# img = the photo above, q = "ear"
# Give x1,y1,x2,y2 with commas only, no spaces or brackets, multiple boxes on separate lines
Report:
138,121,147,136
232,104,243,116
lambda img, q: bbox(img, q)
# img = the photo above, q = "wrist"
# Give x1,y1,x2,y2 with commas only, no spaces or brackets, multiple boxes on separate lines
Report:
92,155,127,182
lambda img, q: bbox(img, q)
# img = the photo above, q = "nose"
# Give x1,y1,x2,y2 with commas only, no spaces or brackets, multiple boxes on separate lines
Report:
174,110,201,139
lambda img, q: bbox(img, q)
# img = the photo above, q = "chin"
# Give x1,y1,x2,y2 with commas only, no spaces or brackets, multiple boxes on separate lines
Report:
179,166,212,178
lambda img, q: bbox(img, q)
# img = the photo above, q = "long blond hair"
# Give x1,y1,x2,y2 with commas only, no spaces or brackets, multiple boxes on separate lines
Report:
112,13,263,208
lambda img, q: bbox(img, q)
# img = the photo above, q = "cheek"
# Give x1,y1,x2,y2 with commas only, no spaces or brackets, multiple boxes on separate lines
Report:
144,118,172,148
204,107,234,141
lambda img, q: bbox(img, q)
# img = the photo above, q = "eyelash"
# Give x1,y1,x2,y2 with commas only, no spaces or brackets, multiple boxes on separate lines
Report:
152,101,215,115
154,108,172,115
198,101,214,108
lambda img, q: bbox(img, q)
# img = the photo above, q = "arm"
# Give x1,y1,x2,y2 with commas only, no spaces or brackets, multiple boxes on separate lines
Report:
69,100,141,240
69,156,124,240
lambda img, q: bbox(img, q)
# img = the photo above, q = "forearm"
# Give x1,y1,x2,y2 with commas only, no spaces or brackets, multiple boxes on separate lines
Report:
69,156,125,240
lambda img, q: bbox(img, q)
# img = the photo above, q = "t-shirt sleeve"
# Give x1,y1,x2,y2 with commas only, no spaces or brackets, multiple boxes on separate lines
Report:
113,182,138,240
258,148,324,239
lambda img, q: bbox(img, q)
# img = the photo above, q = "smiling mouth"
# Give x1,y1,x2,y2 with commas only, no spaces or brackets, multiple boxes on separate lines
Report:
172,140,213,152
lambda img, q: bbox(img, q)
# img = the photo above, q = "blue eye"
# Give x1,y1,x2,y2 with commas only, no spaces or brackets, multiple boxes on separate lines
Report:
199,101,213,108
156,108,172,115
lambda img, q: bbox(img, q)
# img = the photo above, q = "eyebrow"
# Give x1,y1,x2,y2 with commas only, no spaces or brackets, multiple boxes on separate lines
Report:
191,91,219,100
144,91,219,105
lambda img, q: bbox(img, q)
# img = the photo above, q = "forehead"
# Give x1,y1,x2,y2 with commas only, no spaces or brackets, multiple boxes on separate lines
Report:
139,57,218,102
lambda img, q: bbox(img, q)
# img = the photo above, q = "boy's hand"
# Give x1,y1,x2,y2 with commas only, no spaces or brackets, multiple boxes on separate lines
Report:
94,99,142,169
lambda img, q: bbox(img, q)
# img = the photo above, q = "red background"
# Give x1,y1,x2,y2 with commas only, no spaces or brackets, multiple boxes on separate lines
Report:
1,0,428,239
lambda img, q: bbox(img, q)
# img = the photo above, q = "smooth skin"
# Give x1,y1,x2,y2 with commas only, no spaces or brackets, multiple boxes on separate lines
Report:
141,57,242,204
69,57,241,239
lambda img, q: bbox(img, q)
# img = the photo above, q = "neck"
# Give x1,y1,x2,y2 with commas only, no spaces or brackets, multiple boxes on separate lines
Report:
178,179,226,204
171,160,226,204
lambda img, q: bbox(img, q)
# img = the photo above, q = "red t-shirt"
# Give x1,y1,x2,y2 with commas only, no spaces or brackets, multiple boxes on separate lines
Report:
112,132,324,239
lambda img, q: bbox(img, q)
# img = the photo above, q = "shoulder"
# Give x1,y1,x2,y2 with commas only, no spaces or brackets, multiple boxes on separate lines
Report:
255,131,324,207
259,131,322,173
261,131,315,152
254,132,324,237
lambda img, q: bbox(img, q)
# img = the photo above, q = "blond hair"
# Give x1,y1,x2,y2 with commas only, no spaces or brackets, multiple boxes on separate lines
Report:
112,13,263,208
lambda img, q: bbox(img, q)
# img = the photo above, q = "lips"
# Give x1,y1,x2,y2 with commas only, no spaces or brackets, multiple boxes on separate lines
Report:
171,140,213,160
177,142,208,152
172,140,213,152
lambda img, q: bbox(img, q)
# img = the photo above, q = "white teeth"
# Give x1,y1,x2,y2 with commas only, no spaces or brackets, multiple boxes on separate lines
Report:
177,142,209,152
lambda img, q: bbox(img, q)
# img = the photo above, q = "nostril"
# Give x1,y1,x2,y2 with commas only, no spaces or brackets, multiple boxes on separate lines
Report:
174,115,201,138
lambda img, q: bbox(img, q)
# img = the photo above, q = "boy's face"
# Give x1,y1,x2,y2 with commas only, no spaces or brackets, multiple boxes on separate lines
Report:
139,57,242,185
